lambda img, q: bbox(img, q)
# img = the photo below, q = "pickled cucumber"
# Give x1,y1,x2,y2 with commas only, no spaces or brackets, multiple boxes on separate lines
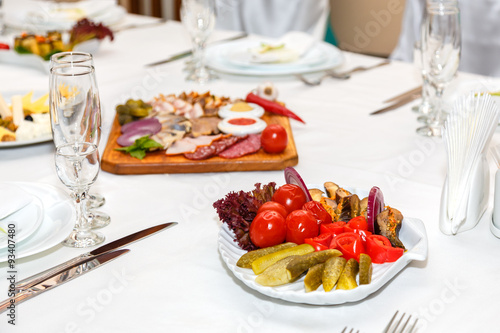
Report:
286,249,342,280
255,256,300,286
115,99,153,125
236,242,297,268
322,257,347,292
336,258,359,290
251,243,314,275
304,263,325,292
359,253,372,285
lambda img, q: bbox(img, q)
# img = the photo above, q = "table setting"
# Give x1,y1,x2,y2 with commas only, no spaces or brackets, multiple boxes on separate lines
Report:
1,0,500,332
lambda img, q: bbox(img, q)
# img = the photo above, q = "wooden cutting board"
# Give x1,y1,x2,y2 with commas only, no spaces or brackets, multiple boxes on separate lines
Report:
101,113,298,174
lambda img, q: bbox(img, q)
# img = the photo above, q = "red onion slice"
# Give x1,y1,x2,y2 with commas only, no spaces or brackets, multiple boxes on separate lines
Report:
284,167,313,202
366,186,385,233
121,117,161,134
117,128,155,147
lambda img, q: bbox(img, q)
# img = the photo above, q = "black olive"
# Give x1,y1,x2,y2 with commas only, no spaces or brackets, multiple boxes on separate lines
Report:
25,115,33,121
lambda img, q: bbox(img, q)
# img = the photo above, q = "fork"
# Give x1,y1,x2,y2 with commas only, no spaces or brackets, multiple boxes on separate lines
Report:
383,311,419,333
341,327,360,333
296,60,390,86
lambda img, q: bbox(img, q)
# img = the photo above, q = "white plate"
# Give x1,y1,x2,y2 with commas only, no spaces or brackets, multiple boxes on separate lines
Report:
0,182,75,262
217,187,428,305
0,50,50,73
206,41,344,76
0,196,44,249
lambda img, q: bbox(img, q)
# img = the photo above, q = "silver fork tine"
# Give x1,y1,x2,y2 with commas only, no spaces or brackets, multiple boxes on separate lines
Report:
384,311,419,333
408,318,419,333
341,327,359,333
383,311,399,333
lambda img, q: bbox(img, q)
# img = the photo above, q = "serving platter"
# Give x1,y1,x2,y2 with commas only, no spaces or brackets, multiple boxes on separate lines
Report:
101,113,298,175
217,186,428,305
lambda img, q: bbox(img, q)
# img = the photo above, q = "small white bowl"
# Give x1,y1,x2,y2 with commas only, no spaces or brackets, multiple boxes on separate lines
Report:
217,116,266,136
218,102,264,119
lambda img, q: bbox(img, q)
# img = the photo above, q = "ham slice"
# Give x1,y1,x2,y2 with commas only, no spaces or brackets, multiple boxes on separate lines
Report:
166,134,223,155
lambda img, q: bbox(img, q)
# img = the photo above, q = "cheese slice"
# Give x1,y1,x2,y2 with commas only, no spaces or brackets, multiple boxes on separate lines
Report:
0,126,16,142
11,95,24,127
0,93,12,119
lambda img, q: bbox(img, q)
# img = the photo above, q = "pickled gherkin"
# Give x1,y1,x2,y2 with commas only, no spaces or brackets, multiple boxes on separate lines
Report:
336,258,359,290
359,253,372,285
251,244,314,275
304,263,325,292
255,256,300,286
286,249,342,280
322,257,347,292
236,242,297,268
115,99,153,125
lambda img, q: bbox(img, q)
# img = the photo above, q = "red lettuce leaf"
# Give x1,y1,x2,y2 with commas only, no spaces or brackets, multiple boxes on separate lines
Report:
213,182,276,251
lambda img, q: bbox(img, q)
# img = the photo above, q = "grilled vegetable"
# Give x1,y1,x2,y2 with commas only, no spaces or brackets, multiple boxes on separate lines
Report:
376,207,405,249
304,263,325,292
286,249,342,280
236,242,297,268
251,243,314,274
255,256,300,286
322,257,347,292
309,188,324,202
336,258,359,290
324,182,339,199
358,253,372,285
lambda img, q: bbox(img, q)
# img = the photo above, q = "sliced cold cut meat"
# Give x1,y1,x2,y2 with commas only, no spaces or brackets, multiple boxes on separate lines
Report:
219,134,261,159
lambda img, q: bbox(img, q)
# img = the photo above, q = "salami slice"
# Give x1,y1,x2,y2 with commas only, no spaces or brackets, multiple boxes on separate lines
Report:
219,134,261,159
184,135,247,160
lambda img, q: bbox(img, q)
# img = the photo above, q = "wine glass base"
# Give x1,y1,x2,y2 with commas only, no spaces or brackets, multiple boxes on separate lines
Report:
417,115,430,124
416,125,442,137
185,68,218,84
62,229,105,248
89,211,111,229
87,192,105,209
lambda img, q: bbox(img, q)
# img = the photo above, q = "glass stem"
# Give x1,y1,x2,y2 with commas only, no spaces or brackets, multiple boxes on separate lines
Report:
74,191,91,233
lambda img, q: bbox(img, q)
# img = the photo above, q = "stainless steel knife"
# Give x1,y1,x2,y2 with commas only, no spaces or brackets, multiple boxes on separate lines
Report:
16,222,178,292
145,33,248,67
383,86,422,103
0,249,130,313
370,93,422,115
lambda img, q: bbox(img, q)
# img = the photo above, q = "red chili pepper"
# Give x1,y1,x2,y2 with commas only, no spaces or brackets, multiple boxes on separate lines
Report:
303,201,333,224
245,92,305,124
330,232,365,261
366,235,404,264
0,43,10,50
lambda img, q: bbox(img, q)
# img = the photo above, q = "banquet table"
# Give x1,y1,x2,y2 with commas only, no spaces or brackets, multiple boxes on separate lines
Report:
1,14,500,333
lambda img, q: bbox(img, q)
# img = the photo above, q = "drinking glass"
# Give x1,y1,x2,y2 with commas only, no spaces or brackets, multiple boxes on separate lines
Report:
412,41,433,122
50,52,107,213
181,0,218,83
49,64,110,232
55,142,104,247
417,0,461,137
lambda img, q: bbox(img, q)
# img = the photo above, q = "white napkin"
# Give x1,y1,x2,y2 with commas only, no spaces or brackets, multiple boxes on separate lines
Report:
249,31,316,64
0,184,34,220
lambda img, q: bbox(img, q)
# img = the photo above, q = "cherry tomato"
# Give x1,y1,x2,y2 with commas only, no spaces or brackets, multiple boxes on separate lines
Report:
272,184,307,214
285,210,319,244
257,201,288,219
0,43,10,50
249,210,287,248
347,216,368,230
261,124,288,153
302,201,332,224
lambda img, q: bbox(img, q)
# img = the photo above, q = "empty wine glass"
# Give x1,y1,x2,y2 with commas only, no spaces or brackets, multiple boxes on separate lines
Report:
55,142,104,247
50,52,107,214
412,40,433,122
417,0,461,137
181,0,218,83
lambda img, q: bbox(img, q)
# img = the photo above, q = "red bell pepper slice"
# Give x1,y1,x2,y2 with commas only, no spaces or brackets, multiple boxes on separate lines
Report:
320,221,346,235
330,232,365,261
347,216,368,230
342,227,372,242
366,235,404,264
305,233,333,252
303,201,333,224
245,92,305,123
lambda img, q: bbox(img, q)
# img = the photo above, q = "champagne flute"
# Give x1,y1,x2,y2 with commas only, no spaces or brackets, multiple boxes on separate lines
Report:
412,40,434,122
55,142,104,247
49,58,110,229
181,0,218,83
417,0,461,137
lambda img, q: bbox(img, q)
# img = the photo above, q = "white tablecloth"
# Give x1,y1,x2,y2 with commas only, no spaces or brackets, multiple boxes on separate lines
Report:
1,15,500,333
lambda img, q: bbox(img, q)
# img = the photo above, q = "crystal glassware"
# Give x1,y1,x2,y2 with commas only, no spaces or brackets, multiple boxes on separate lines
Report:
55,142,104,247
49,63,110,231
181,0,218,83
417,0,461,137
412,40,433,122
50,52,107,213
